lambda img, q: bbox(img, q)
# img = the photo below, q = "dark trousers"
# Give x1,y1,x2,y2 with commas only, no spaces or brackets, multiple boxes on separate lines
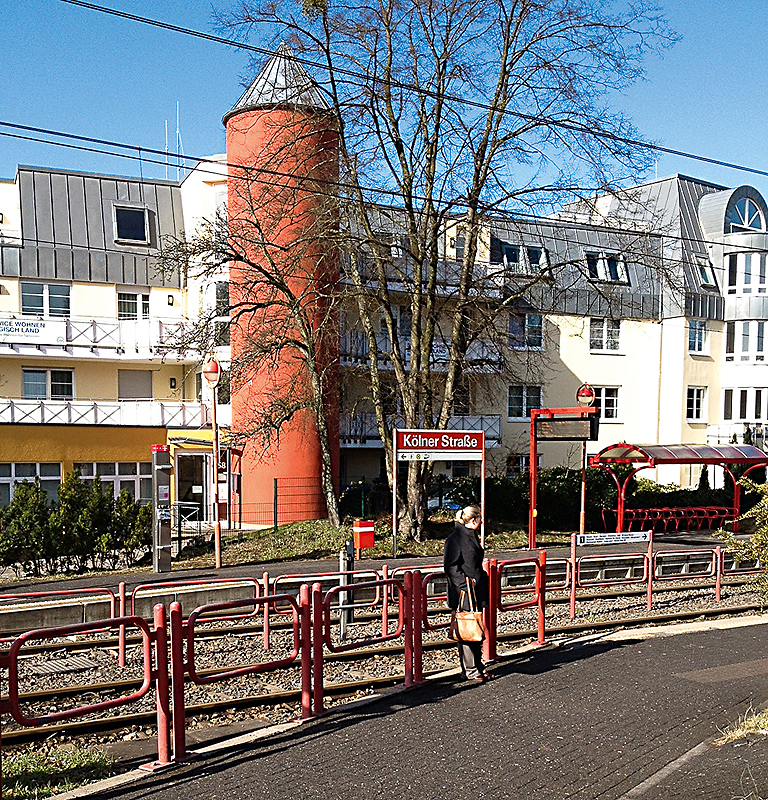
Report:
458,640,485,678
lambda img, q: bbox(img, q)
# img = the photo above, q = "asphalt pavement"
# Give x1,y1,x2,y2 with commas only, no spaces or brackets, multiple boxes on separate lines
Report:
60,614,768,800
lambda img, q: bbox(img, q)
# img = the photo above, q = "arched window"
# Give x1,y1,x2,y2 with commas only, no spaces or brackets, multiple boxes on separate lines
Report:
727,197,765,232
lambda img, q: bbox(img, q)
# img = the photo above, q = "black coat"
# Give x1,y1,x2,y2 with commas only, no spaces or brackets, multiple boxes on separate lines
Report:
443,522,489,611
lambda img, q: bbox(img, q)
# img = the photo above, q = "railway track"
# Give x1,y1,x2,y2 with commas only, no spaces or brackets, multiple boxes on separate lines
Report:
1,578,761,747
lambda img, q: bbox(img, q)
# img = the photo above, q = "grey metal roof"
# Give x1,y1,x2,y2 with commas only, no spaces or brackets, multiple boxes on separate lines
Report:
223,42,329,123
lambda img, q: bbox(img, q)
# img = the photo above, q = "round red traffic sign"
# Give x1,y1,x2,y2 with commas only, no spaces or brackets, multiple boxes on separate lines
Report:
202,356,221,388
576,382,595,406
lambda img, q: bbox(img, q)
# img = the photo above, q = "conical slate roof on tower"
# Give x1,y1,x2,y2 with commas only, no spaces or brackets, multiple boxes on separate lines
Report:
223,42,330,123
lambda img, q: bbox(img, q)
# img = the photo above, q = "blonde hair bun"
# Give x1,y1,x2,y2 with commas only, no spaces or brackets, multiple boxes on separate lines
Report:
456,504,481,524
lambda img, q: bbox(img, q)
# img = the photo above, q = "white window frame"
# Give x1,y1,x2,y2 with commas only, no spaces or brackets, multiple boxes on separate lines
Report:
593,386,620,421
589,318,621,352
694,256,717,288
727,252,768,296
727,197,764,233
725,320,767,362
688,319,708,354
74,461,153,502
117,290,150,320
509,311,543,350
494,241,549,278
507,384,542,420
686,386,706,422
22,368,74,400
585,250,629,283
0,462,62,505
20,281,70,317
113,205,150,245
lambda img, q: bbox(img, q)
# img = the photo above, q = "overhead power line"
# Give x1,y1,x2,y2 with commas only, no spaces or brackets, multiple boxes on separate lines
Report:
52,0,768,181
0,119,762,261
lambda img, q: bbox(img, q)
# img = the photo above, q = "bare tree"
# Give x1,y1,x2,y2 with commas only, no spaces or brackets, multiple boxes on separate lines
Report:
212,0,675,538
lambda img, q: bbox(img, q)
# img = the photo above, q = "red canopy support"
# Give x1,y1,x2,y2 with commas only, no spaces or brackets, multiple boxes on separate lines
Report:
589,443,768,533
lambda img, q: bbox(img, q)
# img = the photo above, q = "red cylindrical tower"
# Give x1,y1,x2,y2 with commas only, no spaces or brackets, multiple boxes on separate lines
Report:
224,43,340,524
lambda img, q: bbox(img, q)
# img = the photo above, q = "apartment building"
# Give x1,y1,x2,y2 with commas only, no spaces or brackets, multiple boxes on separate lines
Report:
0,165,206,507
2,43,767,522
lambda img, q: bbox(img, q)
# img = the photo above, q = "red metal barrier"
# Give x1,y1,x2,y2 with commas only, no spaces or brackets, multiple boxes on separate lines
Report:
0,588,118,644
165,590,313,758
0,611,171,767
494,553,547,646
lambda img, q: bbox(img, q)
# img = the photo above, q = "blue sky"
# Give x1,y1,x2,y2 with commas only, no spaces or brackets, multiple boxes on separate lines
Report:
2,0,767,197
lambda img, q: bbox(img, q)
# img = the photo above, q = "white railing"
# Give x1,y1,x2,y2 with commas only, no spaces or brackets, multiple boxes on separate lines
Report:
0,399,209,428
707,423,766,452
0,313,193,355
340,413,501,446
340,330,499,368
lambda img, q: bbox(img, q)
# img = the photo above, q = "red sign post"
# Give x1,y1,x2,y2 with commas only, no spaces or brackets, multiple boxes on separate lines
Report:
392,429,485,557
202,355,222,569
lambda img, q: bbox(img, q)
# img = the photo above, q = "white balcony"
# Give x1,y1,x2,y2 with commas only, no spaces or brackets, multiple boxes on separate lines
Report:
0,314,196,361
340,413,501,447
0,398,210,428
340,331,499,370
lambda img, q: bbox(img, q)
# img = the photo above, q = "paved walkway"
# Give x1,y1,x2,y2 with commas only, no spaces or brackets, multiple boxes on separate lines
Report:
64,615,768,800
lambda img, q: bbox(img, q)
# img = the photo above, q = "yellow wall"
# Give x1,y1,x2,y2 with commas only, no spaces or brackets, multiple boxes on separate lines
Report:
0,358,189,400
0,425,167,470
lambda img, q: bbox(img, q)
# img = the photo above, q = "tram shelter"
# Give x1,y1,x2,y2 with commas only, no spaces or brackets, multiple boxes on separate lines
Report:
589,443,768,534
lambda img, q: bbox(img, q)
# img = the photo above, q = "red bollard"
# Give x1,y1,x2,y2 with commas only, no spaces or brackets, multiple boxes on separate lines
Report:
311,583,325,716
262,571,271,651
715,546,722,603
536,550,547,645
381,564,390,637
152,604,172,766
299,585,312,719
118,582,127,668
411,570,424,684
403,573,414,687
169,601,186,761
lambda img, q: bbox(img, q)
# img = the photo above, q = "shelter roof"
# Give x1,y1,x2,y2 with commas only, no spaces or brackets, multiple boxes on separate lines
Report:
589,442,768,467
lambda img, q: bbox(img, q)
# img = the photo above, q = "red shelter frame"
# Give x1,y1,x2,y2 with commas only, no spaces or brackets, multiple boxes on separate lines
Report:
589,442,768,533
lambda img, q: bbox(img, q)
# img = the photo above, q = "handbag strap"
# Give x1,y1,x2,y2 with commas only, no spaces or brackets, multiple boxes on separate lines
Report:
464,577,479,612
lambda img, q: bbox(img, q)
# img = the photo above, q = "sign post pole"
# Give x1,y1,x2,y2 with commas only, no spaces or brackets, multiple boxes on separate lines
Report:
202,356,222,569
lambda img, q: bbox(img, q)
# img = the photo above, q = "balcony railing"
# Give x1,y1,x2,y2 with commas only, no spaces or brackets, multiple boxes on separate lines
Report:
0,398,210,428
340,331,499,369
0,314,194,357
340,413,501,446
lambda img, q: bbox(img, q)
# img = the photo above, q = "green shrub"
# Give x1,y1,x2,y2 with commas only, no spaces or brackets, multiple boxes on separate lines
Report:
0,470,152,575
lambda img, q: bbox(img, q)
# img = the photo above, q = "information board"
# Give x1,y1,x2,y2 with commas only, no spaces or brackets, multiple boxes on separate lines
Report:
576,531,650,546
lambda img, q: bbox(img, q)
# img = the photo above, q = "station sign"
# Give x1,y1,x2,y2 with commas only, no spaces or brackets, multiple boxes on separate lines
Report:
576,531,650,546
395,429,484,461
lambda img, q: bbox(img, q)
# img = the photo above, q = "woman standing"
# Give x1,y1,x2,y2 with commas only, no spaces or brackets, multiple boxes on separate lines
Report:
443,504,490,682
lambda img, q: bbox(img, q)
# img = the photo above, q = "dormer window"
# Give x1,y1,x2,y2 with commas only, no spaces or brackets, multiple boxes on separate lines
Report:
695,256,717,288
585,250,629,284
114,206,149,244
727,197,764,233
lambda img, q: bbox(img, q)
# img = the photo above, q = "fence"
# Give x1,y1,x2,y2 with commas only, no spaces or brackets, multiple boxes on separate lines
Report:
0,545,760,776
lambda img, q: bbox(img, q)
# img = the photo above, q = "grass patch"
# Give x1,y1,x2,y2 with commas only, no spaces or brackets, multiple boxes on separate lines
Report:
715,707,768,746
3,746,117,799
178,518,570,569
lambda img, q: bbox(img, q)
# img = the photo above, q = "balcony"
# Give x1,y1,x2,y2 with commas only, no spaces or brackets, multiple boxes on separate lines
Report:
340,331,499,370
0,398,210,428
0,314,196,361
340,413,501,447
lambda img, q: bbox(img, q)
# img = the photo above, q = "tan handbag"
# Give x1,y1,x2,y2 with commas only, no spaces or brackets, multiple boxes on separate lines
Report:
448,577,485,642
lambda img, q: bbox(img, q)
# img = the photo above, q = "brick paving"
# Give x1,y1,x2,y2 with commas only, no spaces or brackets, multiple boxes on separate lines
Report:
78,618,768,800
